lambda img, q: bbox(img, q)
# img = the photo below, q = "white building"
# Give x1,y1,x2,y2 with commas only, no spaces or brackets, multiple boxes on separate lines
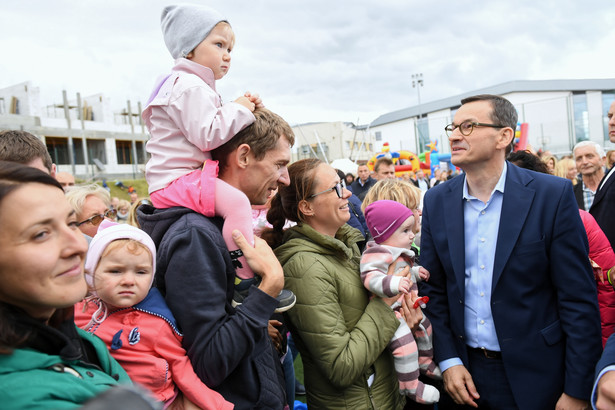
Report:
291,121,375,164
0,81,148,179
370,79,615,157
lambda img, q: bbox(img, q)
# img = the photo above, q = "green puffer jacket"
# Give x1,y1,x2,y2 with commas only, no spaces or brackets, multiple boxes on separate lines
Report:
275,223,405,410
0,328,131,409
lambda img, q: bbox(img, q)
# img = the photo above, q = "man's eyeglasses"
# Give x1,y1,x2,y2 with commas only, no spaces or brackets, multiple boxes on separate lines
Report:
444,120,508,137
77,209,117,227
309,182,344,199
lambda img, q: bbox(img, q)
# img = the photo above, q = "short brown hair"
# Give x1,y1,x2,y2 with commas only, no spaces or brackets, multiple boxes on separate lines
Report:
374,157,394,173
460,94,518,155
212,108,295,172
0,130,53,172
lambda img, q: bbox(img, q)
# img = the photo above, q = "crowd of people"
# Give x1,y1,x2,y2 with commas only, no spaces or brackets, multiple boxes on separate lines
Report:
1,3,615,410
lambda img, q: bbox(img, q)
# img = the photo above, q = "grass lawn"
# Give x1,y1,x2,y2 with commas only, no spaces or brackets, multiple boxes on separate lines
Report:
92,178,150,202
294,355,306,404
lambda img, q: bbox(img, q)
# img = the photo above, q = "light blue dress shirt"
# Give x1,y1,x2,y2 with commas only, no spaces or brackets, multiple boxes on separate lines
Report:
438,163,507,373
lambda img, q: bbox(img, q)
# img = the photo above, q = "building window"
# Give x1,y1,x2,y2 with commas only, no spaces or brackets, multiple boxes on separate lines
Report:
45,137,85,165
573,92,589,142
87,139,107,165
375,131,382,141
73,138,85,164
297,143,328,161
603,91,615,142
116,140,133,165
46,137,70,165
136,141,147,164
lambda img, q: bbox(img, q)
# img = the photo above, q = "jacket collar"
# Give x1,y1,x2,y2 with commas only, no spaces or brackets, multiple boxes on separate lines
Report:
133,288,181,336
172,58,216,90
275,223,363,265
3,304,85,362
592,166,615,207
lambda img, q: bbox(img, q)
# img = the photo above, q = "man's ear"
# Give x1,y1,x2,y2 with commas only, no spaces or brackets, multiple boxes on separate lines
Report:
497,127,515,150
298,199,314,218
235,144,251,169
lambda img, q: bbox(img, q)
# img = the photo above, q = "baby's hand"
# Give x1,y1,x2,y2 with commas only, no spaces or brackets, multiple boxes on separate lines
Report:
235,96,256,112
244,91,265,109
418,266,430,282
398,277,411,294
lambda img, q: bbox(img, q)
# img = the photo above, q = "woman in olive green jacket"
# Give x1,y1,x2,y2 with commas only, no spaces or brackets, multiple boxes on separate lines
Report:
266,158,422,409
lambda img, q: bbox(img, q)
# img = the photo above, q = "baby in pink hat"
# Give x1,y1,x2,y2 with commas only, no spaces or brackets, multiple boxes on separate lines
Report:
75,220,232,410
361,200,441,404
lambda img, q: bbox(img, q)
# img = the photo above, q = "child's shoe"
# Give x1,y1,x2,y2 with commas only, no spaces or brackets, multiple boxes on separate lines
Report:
232,276,296,313
274,289,296,313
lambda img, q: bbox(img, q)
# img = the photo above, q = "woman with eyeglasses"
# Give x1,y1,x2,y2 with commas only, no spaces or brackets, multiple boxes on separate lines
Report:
264,158,422,409
0,161,131,408
65,184,116,238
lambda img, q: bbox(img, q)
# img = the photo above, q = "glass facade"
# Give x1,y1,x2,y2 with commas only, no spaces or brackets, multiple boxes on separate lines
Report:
417,117,429,153
603,91,615,142
573,92,589,142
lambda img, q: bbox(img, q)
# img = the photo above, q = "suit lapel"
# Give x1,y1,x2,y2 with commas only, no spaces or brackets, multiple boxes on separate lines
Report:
592,167,615,207
443,176,467,299
492,165,535,290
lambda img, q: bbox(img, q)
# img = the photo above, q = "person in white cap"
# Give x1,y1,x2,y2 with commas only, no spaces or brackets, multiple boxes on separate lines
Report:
142,4,296,311
74,220,232,410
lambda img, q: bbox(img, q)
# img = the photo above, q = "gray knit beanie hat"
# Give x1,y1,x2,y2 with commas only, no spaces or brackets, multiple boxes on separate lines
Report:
161,4,228,59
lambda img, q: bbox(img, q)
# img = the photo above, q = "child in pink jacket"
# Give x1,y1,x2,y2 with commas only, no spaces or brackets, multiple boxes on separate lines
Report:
142,4,293,311
75,220,232,409
361,200,441,404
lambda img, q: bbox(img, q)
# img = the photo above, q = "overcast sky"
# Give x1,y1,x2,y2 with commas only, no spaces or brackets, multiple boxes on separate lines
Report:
2,0,614,126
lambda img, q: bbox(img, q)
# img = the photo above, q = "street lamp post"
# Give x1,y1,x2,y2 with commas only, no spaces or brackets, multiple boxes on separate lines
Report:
412,73,424,154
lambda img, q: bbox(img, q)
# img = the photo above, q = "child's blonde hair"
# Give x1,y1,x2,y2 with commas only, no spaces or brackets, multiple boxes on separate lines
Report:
361,179,421,213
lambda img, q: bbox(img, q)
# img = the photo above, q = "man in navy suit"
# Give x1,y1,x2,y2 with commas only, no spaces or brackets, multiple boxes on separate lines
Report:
589,100,615,249
420,94,601,409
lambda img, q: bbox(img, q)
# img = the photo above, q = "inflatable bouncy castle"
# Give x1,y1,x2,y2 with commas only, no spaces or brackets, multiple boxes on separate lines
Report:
367,142,456,177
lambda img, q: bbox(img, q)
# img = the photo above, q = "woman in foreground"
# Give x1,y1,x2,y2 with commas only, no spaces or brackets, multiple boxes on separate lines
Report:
0,161,130,408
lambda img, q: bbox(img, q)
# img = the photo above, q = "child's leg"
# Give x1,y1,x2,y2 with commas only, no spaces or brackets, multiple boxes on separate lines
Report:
149,166,255,280
390,316,440,404
413,316,442,379
214,178,255,280
150,169,206,212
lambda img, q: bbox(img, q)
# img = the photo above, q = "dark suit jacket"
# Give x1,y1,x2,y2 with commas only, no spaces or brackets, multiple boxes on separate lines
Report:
590,167,615,249
420,162,602,409
349,177,376,202
411,177,431,190
594,332,615,406
573,179,584,210
596,333,615,380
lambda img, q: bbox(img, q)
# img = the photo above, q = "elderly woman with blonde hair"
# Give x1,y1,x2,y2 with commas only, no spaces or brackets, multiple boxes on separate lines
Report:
65,183,115,238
